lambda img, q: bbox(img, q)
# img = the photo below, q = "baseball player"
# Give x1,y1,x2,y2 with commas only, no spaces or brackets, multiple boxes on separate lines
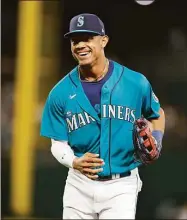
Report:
40,13,165,219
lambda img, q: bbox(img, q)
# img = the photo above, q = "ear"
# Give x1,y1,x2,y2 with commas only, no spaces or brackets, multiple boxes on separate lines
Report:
101,35,109,48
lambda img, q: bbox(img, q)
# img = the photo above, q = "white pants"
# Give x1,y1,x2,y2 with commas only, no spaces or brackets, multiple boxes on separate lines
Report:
63,168,142,219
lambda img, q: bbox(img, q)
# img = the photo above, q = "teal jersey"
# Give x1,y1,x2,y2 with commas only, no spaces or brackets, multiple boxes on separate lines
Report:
40,61,160,176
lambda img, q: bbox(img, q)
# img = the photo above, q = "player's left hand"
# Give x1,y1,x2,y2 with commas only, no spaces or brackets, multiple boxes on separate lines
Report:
133,118,160,164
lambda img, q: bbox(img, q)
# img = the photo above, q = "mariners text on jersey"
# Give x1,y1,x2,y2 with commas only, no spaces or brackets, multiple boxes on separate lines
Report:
66,105,136,133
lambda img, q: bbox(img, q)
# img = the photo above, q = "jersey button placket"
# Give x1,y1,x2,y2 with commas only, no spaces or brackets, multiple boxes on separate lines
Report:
100,85,111,176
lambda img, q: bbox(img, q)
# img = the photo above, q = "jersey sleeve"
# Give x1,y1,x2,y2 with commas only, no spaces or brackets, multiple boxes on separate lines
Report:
40,93,68,141
142,78,160,119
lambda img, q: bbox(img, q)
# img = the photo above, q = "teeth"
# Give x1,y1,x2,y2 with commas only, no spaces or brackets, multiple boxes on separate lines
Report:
79,52,90,56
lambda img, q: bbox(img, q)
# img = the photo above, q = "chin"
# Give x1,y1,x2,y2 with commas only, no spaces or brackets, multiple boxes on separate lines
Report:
78,58,93,67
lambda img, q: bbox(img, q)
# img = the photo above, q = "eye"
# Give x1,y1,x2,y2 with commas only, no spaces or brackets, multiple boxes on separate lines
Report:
71,39,77,45
70,34,95,45
87,36,94,41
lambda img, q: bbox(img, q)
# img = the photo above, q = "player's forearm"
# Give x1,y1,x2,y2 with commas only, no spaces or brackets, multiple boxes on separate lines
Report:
145,108,165,156
51,139,76,168
149,107,165,153
150,107,165,133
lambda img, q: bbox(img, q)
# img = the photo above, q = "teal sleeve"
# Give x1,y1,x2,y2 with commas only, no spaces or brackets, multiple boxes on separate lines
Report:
142,79,160,119
40,93,68,141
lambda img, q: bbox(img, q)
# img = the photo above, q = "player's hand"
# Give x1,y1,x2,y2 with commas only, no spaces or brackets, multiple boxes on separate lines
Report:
72,152,105,180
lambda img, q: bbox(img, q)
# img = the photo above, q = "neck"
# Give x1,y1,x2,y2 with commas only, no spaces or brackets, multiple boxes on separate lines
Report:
79,56,108,81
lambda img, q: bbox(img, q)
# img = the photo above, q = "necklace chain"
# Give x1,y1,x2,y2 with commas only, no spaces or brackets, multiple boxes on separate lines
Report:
79,59,109,82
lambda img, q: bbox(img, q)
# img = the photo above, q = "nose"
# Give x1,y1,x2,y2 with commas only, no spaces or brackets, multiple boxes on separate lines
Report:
75,41,86,49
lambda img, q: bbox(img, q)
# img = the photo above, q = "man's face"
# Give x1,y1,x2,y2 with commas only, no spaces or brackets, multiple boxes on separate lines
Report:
70,33,109,66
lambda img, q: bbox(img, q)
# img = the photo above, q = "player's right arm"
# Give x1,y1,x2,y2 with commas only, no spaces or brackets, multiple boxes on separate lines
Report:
40,91,104,179
40,92,68,141
51,139,104,180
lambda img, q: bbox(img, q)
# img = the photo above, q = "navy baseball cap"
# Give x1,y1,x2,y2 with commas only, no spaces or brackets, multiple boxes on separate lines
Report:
64,13,105,38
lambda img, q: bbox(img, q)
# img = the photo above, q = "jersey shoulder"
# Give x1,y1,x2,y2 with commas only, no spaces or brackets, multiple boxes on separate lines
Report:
126,66,148,85
48,67,77,101
113,61,149,87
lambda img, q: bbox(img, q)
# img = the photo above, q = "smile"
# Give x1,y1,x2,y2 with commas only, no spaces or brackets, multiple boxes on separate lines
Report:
77,51,91,58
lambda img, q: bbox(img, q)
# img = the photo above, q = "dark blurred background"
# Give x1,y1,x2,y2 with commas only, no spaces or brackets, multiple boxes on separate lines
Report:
1,0,187,219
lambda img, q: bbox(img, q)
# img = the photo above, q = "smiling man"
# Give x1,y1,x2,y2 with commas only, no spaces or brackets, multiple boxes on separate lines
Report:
40,13,165,219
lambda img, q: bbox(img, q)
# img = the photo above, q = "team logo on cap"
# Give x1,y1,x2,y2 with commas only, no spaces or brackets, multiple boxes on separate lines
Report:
77,16,84,27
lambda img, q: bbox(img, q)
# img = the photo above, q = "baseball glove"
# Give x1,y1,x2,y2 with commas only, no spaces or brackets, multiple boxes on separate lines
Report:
133,118,160,165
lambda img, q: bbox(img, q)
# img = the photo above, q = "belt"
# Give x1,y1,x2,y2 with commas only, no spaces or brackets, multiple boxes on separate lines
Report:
96,171,131,181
